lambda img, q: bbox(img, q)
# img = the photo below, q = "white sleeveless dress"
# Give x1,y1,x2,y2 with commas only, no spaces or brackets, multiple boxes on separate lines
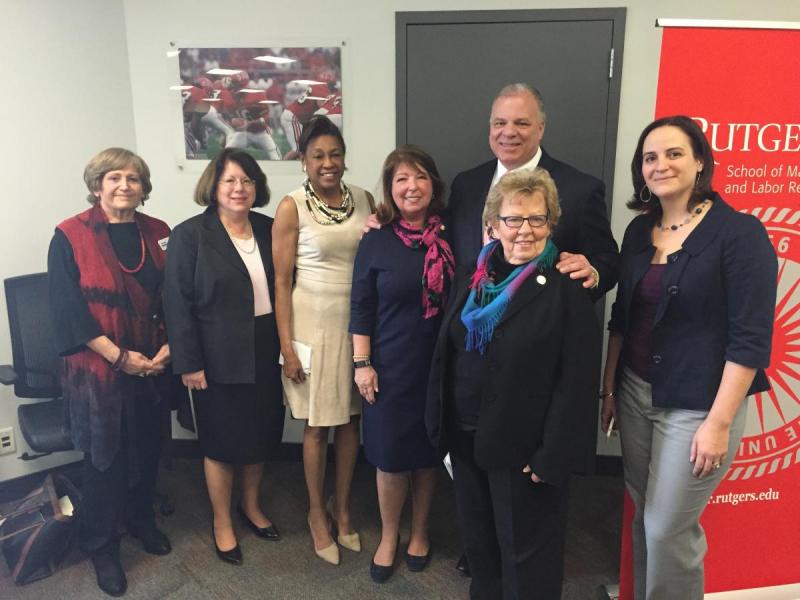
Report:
282,183,371,426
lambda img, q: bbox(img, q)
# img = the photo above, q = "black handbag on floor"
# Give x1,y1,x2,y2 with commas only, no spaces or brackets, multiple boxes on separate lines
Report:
1,473,81,585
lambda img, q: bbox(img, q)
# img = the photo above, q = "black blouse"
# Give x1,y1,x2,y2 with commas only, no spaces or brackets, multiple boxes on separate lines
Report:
446,250,517,429
48,224,159,355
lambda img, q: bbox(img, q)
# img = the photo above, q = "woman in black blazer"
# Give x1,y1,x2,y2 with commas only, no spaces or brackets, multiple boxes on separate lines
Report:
164,148,285,566
426,167,600,599
600,116,777,599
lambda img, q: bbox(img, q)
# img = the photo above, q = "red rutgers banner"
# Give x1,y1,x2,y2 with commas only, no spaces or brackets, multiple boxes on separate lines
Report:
618,23,800,597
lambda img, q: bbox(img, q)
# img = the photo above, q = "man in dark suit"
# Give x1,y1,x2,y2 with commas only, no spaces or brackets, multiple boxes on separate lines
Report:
449,83,618,299
448,83,619,577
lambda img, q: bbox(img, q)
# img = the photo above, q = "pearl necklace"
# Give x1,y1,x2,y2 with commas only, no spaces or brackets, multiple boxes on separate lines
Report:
227,223,257,254
656,199,710,232
231,235,256,254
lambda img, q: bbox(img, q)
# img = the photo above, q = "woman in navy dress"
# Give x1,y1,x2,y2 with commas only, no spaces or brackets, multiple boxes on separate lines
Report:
350,145,454,583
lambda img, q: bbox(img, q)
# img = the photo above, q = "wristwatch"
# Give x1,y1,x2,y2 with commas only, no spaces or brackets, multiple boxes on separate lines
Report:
353,359,371,368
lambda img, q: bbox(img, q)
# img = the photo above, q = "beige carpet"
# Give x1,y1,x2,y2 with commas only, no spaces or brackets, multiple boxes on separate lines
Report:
0,459,622,599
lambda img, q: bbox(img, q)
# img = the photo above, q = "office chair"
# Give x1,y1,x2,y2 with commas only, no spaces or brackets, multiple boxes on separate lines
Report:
0,273,72,459
0,272,175,515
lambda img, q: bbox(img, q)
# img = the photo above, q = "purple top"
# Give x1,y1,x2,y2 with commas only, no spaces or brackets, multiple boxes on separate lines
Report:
625,263,666,382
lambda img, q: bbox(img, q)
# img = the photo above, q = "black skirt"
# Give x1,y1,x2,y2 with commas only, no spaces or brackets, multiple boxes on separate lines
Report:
194,314,285,464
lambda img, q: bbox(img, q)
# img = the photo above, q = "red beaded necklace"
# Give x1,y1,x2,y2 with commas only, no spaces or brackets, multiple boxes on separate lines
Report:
118,227,147,274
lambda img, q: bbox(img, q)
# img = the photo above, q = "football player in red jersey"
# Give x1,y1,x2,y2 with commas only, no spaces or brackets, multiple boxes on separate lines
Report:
314,93,342,131
280,82,330,158
193,79,237,152
227,88,281,160
217,72,279,159
182,77,216,157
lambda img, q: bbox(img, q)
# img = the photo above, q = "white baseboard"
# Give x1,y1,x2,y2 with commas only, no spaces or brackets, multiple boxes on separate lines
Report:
706,584,800,599
600,583,800,600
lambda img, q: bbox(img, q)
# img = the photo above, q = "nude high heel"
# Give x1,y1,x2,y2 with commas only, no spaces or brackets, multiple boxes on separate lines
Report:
326,496,361,553
308,516,340,565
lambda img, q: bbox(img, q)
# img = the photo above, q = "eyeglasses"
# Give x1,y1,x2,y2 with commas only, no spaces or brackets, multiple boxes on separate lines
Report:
220,177,256,188
496,214,549,229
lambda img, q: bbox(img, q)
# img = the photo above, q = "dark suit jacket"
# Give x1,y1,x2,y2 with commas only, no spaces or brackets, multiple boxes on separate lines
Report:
609,194,777,410
447,149,619,300
163,207,276,384
426,263,601,487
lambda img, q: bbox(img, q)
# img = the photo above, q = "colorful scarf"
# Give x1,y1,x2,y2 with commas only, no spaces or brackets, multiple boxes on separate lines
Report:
461,239,557,354
391,215,455,319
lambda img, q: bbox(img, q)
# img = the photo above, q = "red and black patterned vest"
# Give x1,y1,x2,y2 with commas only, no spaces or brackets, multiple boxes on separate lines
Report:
57,203,170,470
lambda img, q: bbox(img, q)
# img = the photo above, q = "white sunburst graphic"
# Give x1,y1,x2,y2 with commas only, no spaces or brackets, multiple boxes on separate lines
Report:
728,207,800,481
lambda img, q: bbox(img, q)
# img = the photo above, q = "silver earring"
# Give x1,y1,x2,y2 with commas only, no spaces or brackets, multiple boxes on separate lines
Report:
695,171,701,188
639,185,652,203
302,164,307,173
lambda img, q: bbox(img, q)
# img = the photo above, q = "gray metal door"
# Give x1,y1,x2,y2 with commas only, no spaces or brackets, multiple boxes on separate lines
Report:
397,7,625,213
397,8,626,473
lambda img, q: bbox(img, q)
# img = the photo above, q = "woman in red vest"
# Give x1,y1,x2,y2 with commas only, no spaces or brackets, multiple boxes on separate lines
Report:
48,148,173,597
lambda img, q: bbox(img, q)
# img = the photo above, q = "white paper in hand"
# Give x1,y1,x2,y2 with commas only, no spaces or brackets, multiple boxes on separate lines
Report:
443,452,454,479
59,494,74,517
279,340,312,374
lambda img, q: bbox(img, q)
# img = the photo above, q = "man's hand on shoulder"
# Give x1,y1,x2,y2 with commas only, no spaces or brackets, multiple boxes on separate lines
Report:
361,213,381,237
556,252,599,289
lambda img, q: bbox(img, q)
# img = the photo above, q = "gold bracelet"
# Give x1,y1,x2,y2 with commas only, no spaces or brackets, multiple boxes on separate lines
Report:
352,354,370,360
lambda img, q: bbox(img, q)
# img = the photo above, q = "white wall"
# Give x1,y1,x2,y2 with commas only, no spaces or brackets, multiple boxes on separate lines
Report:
2,0,799,480
0,0,137,480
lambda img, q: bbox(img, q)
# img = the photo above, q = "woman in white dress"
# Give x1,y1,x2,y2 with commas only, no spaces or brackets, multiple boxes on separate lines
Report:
273,116,374,565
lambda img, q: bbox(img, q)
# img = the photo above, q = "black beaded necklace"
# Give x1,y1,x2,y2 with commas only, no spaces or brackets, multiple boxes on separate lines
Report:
655,199,710,232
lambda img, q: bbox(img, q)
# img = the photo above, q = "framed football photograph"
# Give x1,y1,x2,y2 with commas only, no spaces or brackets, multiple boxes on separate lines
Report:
167,43,343,167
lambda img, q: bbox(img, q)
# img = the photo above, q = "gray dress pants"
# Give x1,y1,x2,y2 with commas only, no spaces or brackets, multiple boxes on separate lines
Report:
617,367,747,600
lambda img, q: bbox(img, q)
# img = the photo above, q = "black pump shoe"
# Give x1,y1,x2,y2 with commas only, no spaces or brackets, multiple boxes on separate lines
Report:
455,553,471,577
370,537,399,584
405,546,432,572
236,505,281,540
212,523,242,565
370,557,395,583
91,553,127,597
127,522,172,555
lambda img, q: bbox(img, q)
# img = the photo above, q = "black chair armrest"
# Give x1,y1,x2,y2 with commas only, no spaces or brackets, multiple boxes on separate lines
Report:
0,364,18,385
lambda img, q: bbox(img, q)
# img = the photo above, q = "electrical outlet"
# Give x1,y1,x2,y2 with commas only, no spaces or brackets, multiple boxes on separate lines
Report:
0,426,16,455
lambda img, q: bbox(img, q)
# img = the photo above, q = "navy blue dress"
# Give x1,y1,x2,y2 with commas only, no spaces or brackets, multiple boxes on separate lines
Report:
350,225,445,472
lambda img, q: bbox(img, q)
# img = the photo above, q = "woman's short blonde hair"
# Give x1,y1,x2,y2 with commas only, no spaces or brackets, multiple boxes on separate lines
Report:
483,167,561,229
83,147,152,204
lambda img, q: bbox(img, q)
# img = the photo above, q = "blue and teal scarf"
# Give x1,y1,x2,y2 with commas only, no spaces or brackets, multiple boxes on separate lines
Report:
460,239,557,354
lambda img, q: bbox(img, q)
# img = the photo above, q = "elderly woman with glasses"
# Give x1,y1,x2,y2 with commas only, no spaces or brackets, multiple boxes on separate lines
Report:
164,148,285,566
426,167,601,599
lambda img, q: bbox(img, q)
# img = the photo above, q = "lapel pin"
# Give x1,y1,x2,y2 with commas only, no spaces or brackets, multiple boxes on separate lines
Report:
536,275,546,285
